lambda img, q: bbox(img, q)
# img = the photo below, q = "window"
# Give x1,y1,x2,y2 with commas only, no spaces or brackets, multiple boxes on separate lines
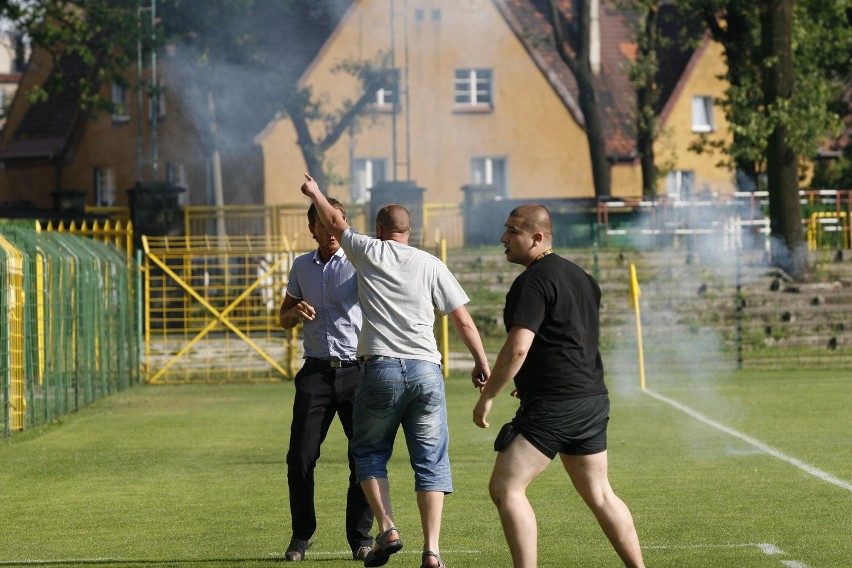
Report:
111,83,129,121
94,167,116,206
454,68,493,109
166,163,189,205
148,88,166,120
372,69,399,111
471,157,507,197
691,96,714,133
665,170,695,201
352,158,387,204
166,162,186,186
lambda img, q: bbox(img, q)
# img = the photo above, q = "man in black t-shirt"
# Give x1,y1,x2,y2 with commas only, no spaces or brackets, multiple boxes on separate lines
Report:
472,204,645,568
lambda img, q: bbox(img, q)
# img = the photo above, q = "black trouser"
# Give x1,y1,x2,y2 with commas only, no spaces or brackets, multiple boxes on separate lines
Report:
286,359,373,550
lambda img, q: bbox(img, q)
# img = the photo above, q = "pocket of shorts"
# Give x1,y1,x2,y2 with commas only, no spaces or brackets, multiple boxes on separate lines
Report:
493,422,518,452
364,381,395,417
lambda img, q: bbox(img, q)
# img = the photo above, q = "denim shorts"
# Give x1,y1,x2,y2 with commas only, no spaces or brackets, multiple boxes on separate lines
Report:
352,357,453,493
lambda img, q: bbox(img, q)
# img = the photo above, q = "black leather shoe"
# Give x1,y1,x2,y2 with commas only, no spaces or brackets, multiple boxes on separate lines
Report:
353,546,372,561
285,536,314,562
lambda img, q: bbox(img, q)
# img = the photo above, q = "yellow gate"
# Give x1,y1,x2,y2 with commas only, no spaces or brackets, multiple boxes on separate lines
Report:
142,235,302,383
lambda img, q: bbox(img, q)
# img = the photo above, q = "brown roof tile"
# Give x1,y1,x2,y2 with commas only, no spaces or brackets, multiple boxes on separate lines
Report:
495,0,638,158
0,51,92,161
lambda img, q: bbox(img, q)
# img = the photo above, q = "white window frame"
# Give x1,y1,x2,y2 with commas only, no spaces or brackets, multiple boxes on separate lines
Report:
111,83,129,121
471,157,507,197
166,162,189,205
94,167,116,206
371,69,399,112
691,95,714,133
352,158,388,204
454,68,493,109
148,88,166,120
665,170,695,201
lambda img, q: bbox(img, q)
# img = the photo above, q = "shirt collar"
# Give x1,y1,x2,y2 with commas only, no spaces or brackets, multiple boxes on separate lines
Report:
312,246,346,265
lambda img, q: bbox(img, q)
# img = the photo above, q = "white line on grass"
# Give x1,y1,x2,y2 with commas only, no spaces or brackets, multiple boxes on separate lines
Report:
640,542,810,567
269,549,482,558
0,551,485,566
644,389,852,492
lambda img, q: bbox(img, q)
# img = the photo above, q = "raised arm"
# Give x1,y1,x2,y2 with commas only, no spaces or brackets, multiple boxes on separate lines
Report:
300,173,350,242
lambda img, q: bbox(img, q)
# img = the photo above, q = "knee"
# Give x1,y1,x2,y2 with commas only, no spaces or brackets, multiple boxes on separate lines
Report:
488,477,509,507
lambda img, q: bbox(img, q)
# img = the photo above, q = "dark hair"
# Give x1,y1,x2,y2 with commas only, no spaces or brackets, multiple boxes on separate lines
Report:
308,198,345,225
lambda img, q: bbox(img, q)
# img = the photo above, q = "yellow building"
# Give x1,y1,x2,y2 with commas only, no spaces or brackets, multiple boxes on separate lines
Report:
256,0,733,211
655,37,734,199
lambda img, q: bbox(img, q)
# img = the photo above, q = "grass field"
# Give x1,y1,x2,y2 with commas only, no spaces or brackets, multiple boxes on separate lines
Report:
1,367,850,567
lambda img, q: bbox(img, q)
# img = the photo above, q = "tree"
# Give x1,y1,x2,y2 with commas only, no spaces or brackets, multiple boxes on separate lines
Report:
761,0,805,277
158,0,389,200
1,0,150,116
549,0,611,199
677,0,849,278
619,0,661,197
283,54,396,192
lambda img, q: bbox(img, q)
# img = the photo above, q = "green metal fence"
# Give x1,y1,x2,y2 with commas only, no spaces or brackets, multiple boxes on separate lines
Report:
1,225,141,437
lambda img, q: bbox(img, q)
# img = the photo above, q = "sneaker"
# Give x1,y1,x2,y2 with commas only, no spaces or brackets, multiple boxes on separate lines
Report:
353,546,372,561
285,536,314,562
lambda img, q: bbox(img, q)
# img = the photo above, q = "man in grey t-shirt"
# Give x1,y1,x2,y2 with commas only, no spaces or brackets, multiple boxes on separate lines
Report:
301,174,490,568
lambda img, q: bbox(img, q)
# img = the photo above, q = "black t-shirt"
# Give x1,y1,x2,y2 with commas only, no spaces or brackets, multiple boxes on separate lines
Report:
503,253,607,402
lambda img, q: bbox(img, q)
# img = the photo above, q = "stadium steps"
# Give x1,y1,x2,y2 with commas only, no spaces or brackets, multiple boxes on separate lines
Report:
447,246,852,352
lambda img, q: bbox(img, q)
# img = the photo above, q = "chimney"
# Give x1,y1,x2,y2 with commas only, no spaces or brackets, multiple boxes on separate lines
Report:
590,0,601,75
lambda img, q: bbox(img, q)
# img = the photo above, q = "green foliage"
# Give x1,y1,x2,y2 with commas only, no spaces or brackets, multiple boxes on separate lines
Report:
678,0,850,185
3,0,148,117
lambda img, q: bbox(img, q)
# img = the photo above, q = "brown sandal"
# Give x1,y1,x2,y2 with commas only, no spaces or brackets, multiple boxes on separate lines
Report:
420,550,446,568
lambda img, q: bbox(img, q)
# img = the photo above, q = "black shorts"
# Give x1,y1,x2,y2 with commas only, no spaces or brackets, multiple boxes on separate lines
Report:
495,394,609,459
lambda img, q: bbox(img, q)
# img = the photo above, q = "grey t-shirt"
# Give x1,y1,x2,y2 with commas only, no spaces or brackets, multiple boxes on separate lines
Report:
341,228,469,364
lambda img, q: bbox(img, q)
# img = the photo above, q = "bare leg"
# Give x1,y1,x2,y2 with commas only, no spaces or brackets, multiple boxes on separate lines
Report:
488,435,552,568
561,451,645,568
417,490,444,564
360,477,400,541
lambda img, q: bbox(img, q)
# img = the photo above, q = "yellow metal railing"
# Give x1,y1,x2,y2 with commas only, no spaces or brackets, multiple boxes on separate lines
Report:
807,211,850,250
181,203,463,248
0,233,26,431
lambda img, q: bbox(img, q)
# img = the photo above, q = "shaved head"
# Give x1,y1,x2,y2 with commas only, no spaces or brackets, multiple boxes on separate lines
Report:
376,204,411,236
508,204,552,241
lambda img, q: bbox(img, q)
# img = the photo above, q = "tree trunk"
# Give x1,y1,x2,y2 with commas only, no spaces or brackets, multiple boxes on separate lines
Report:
761,0,806,277
549,0,611,199
636,4,658,198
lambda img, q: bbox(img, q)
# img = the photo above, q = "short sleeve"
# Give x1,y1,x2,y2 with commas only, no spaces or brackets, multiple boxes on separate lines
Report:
432,262,469,315
505,276,546,333
285,261,303,300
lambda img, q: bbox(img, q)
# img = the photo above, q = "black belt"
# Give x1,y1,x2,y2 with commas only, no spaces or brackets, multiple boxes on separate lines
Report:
306,357,359,369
